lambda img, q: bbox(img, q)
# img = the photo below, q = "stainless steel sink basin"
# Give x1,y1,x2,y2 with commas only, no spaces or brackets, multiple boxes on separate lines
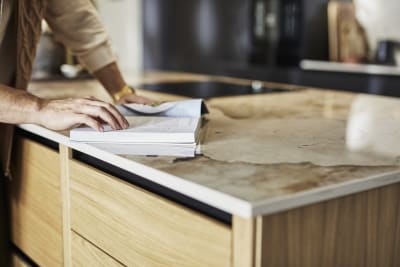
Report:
135,81,292,98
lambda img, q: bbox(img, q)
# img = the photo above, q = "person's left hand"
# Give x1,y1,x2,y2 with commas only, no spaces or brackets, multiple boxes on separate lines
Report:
116,93,156,105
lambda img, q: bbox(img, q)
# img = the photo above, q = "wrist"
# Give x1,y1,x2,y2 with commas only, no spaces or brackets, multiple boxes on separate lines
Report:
29,97,47,125
112,85,135,102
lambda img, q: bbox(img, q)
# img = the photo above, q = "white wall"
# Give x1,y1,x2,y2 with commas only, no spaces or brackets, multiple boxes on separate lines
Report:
95,0,143,74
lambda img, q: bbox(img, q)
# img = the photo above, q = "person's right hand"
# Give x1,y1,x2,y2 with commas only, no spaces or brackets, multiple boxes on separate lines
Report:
35,97,129,132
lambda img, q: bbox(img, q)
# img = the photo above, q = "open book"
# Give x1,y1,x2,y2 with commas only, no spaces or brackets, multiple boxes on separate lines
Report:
70,99,208,157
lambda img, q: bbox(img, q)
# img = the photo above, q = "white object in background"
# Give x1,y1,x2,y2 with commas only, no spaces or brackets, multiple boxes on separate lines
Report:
95,0,143,74
346,94,400,158
60,64,83,79
354,0,400,62
300,60,400,76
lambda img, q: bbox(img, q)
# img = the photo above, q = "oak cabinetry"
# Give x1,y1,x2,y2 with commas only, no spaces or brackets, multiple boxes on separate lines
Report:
9,133,399,267
8,136,232,267
71,231,123,267
233,183,400,267
8,137,63,266
11,253,31,267
69,160,232,267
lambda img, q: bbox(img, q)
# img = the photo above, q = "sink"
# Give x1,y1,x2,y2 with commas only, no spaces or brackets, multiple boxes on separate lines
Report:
135,81,292,98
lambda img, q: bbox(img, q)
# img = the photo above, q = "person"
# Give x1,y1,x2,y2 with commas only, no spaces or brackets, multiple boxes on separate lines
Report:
0,1,153,265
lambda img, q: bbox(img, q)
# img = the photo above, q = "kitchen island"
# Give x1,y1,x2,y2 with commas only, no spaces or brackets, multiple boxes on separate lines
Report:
8,72,400,267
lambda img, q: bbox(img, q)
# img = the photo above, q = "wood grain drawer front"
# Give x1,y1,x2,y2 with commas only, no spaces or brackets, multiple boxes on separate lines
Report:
72,231,123,267
11,252,31,267
9,137,62,267
70,160,231,267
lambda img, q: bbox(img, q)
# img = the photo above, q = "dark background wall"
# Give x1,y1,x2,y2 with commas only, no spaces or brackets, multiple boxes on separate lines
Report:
143,0,329,70
143,0,251,72
142,0,400,97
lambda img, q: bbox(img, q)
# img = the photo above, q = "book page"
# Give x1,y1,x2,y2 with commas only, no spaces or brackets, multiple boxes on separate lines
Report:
123,116,199,133
122,99,207,118
72,117,199,134
70,116,201,144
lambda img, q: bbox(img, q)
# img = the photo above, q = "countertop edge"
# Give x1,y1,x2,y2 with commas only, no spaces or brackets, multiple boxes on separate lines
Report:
251,170,400,217
18,124,400,218
17,124,254,218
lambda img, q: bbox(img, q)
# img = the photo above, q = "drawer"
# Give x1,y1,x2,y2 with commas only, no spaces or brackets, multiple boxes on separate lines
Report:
9,137,62,266
11,252,30,267
72,231,122,267
70,160,231,267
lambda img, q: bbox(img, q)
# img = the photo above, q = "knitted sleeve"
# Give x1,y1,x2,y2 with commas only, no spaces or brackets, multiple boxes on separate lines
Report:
45,0,117,73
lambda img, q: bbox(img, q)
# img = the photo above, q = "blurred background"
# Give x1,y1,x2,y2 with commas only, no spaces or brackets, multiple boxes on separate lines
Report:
33,0,400,97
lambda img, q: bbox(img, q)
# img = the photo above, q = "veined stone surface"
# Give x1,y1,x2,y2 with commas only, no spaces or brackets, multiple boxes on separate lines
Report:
28,73,400,215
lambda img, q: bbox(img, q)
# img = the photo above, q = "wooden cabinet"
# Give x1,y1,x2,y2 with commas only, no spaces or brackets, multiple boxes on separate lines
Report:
7,134,400,267
8,138,232,267
11,253,31,267
8,137,63,266
71,231,122,267
69,160,232,267
232,183,400,267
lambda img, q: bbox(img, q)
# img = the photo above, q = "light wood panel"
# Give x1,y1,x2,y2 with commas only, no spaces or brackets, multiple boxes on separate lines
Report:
70,160,231,267
8,137,63,266
11,253,31,267
60,145,72,267
232,216,257,267
71,231,123,267
246,182,400,267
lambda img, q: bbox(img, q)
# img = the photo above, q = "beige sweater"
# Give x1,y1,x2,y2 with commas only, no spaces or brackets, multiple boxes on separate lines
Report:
0,0,117,176
0,0,116,85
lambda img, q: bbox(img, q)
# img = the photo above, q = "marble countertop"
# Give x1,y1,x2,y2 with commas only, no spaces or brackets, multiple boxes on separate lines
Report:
23,71,400,218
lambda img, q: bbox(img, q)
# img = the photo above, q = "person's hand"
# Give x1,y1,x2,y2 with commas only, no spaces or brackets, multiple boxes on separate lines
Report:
116,93,155,105
35,97,129,132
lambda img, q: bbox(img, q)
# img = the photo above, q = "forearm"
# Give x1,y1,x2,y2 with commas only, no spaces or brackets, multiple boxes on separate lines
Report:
92,63,153,105
0,84,128,131
92,62,126,96
0,85,41,125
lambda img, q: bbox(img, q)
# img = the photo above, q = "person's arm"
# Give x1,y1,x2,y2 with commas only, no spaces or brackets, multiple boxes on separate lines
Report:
0,84,128,131
92,63,153,104
45,0,152,104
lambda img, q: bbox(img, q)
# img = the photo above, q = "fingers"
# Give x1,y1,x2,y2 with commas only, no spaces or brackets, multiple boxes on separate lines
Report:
89,101,129,129
75,98,129,129
72,114,104,132
77,105,122,130
83,96,97,101
38,98,128,132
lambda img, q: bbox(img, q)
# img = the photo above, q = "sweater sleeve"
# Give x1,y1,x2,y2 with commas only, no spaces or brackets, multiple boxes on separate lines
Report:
44,0,116,73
